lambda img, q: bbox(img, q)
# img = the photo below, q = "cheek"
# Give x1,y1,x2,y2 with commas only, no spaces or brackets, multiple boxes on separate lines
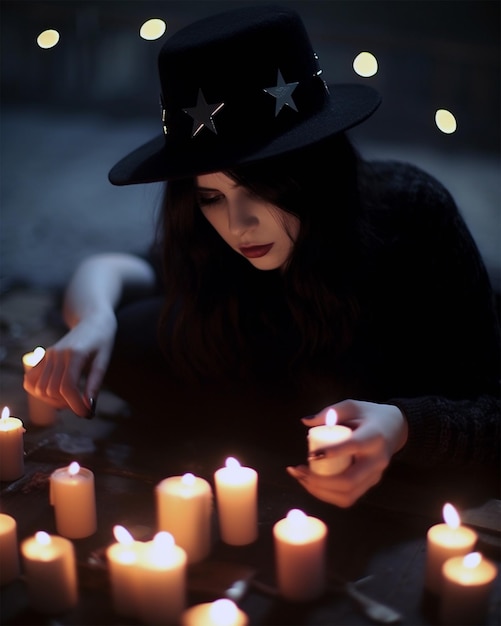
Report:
201,209,229,240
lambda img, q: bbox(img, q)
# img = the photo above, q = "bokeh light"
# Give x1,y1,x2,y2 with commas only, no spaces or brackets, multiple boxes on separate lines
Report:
353,51,378,77
139,18,166,40
435,109,457,134
36,29,60,49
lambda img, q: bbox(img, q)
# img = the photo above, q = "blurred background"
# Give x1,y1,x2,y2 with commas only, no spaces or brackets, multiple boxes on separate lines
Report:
1,0,500,295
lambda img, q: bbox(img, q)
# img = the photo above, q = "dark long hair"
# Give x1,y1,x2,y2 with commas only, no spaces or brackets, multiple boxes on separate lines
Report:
157,133,366,381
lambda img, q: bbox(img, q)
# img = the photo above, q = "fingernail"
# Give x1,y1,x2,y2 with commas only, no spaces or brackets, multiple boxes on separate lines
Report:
301,414,316,420
85,396,97,420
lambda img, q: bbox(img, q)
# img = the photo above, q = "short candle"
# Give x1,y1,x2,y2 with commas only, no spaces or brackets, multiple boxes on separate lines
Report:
273,508,327,602
0,513,20,585
22,347,56,427
308,408,352,475
440,552,498,625
106,525,144,617
425,503,477,594
21,530,78,613
0,406,25,481
50,461,97,538
136,531,187,625
214,457,258,546
181,598,249,626
156,472,213,563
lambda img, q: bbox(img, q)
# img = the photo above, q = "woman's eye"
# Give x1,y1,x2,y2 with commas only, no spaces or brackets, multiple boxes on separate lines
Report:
198,194,224,207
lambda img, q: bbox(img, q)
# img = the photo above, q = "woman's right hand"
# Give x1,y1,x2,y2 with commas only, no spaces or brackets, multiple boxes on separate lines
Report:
23,309,117,418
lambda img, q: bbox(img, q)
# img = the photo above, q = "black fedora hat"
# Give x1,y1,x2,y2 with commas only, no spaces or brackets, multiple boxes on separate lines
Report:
109,4,381,185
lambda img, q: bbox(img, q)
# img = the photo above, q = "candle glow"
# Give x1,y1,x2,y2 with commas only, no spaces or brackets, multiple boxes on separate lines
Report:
0,407,25,481
156,473,213,563
425,502,478,594
214,457,258,545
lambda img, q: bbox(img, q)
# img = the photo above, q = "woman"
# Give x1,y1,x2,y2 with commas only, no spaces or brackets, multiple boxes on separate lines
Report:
24,5,500,507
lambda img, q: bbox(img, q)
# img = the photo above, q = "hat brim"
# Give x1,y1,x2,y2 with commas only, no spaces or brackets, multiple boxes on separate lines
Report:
108,83,381,185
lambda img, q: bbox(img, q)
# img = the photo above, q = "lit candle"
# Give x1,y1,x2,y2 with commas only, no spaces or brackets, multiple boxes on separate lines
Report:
0,406,25,481
0,513,20,585
156,472,213,563
214,457,258,546
181,598,249,626
273,508,327,602
440,552,498,625
22,347,56,426
20,530,78,613
308,408,352,475
106,525,144,618
136,531,187,625
425,503,478,594
50,461,97,538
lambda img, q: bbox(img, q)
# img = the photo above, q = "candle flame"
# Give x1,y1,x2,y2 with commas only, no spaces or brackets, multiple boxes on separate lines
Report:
209,599,238,624
23,346,46,367
463,552,482,569
1,407,9,421
225,456,241,470
443,503,460,529
286,508,307,526
68,461,80,476
35,531,51,546
153,531,175,551
181,472,196,486
113,525,134,545
326,408,337,427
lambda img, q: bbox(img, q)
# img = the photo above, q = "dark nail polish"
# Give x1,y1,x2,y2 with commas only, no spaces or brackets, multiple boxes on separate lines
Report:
85,397,96,419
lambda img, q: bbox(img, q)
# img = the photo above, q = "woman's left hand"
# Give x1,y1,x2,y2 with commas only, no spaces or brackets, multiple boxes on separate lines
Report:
286,399,409,508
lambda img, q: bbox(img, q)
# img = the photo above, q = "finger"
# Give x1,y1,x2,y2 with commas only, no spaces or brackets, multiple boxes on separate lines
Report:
59,353,92,417
84,350,111,405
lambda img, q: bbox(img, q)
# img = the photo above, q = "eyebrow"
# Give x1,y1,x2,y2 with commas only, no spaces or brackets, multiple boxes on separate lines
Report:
196,181,240,192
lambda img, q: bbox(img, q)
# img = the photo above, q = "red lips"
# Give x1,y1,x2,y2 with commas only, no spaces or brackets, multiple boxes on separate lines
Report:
239,243,274,258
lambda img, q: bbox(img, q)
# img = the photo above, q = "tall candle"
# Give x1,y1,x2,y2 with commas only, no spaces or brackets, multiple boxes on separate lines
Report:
50,461,97,538
308,409,352,475
0,406,25,481
273,508,327,602
22,347,56,426
440,552,498,625
156,473,213,563
21,531,78,613
181,599,249,626
214,457,258,546
106,525,144,618
0,513,20,585
136,532,187,625
425,503,477,594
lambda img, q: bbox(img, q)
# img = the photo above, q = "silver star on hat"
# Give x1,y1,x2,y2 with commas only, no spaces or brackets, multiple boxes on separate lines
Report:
264,70,299,116
183,88,225,137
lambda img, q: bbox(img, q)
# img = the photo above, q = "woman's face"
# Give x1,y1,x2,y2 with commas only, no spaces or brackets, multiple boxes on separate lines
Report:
196,172,300,271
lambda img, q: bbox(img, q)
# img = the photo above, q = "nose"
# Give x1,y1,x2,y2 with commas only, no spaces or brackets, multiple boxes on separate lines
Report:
227,199,258,235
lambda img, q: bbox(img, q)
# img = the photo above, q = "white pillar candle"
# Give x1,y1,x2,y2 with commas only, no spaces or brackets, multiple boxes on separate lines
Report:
273,508,327,602
181,598,249,626
137,531,187,625
425,503,477,594
0,513,20,585
0,406,25,481
50,461,97,538
308,409,352,475
440,552,498,625
21,531,78,613
106,525,144,618
214,457,258,546
22,347,56,426
156,472,213,563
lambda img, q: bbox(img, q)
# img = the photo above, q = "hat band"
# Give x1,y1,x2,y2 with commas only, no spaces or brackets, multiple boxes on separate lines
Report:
160,72,329,152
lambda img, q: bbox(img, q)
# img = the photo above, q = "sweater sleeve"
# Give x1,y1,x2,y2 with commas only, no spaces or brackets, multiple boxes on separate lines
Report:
364,161,500,471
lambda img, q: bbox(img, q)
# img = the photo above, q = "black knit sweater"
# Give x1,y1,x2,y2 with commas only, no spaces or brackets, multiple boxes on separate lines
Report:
353,160,500,470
